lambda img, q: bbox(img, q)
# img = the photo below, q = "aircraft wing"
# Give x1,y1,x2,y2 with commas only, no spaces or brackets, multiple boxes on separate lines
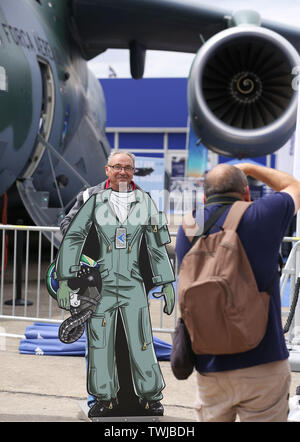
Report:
71,0,229,57
261,18,300,53
71,0,300,57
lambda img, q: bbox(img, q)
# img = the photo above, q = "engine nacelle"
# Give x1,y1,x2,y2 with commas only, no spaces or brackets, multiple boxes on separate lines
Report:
188,26,300,158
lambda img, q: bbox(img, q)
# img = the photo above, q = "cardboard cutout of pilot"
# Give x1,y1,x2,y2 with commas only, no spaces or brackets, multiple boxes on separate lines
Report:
47,152,175,419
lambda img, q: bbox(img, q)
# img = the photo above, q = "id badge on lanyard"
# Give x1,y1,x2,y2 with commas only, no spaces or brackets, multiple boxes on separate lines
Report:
115,227,127,249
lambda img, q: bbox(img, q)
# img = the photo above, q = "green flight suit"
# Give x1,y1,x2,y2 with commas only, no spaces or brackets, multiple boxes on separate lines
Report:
55,188,175,401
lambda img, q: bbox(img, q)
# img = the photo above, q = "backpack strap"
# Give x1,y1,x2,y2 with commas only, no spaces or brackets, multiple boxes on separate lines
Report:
223,201,282,294
189,204,229,247
222,201,253,231
202,204,231,236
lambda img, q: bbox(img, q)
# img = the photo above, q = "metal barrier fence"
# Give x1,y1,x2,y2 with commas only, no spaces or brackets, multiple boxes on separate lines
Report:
0,223,299,345
0,224,178,337
280,237,300,346
0,224,64,323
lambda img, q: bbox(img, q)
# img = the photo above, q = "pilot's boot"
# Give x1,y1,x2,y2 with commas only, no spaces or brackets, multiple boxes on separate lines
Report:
138,398,164,416
88,398,119,418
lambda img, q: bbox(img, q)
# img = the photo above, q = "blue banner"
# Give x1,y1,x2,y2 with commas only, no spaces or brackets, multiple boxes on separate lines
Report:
134,156,165,210
187,125,208,177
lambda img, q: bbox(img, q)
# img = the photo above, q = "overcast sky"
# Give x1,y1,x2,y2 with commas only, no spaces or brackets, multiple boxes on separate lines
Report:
88,0,300,79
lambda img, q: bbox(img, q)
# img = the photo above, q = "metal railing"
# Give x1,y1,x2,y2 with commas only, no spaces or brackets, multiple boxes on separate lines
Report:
0,223,179,336
0,224,65,324
280,237,300,346
1,223,299,345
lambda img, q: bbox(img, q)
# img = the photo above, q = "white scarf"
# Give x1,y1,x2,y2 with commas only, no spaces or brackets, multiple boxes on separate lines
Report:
110,191,136,224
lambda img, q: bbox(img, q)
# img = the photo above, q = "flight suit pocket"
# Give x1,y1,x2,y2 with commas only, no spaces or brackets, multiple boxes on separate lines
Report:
140,306,153,349
88,313,107,349
88,368,98,395
100,269,109,279
131,268,144,282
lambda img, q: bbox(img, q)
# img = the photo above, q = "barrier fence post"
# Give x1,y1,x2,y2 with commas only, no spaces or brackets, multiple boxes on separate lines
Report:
5,220,33,307
289,83,300,371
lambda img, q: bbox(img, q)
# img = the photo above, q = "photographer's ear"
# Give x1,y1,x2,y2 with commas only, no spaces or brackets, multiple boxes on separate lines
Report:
243,185,251,202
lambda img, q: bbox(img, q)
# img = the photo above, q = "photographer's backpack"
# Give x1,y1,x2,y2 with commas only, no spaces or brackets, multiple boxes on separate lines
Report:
178,201,270,355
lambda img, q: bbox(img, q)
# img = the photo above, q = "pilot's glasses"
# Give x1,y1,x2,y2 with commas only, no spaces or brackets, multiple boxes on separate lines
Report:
108,164,135,172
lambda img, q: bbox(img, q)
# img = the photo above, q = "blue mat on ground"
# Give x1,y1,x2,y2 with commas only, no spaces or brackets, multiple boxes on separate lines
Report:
19,322,172,360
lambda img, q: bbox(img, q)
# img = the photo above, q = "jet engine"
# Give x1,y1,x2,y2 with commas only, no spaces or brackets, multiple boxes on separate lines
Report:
188,26,300,158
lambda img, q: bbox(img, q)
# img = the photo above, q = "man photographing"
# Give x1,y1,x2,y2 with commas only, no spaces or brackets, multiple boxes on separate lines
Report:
176,162,300,422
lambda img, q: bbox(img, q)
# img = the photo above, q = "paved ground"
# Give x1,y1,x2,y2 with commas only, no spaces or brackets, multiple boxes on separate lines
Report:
0,319,198,422
1,235,300,423
1,317,300,423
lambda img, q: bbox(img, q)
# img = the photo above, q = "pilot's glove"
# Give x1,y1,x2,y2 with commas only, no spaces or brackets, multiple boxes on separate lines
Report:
56,280,73,310
153,283,175,315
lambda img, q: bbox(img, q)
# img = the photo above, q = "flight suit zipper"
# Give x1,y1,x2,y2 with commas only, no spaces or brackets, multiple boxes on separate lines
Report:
98,228,112,252
128,226,144,252
116,224,124,304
